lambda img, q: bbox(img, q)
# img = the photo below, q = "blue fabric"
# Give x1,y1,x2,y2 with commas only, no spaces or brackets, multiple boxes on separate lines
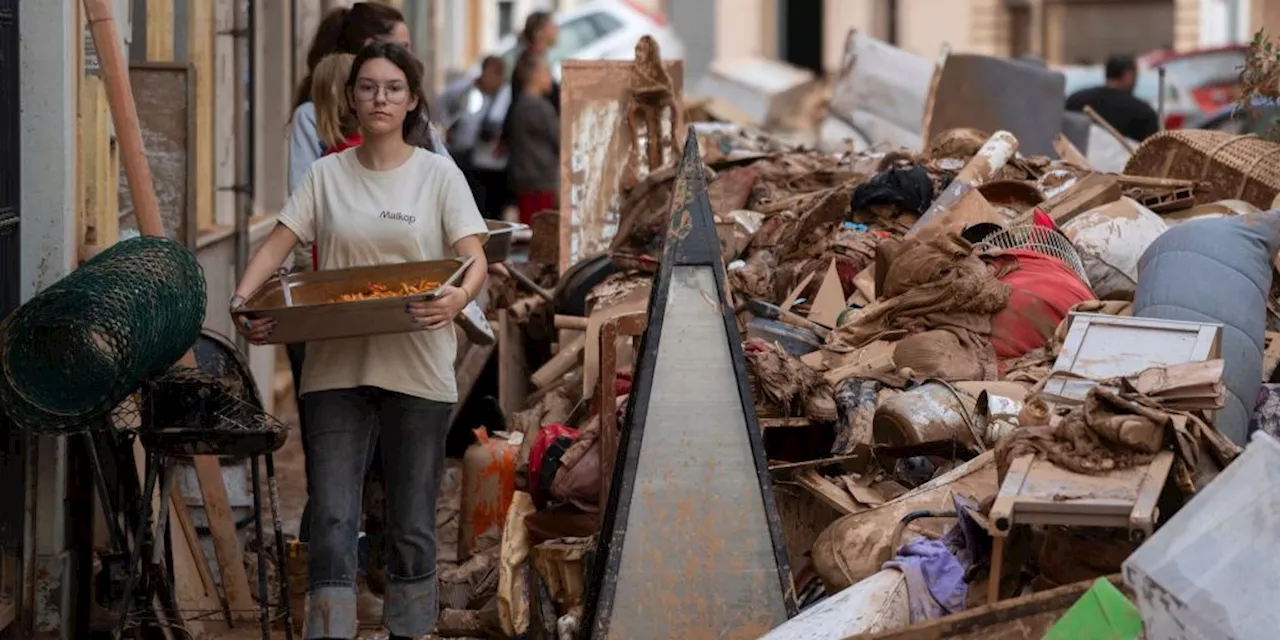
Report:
1134,213,1280,445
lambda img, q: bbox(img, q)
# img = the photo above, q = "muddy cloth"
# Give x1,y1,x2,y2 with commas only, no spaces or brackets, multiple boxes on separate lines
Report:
832,233,1011,381
996,364,1239,492
745,338,837,420
850,166,935,214
1134,213,1280,445
988,249,1096,362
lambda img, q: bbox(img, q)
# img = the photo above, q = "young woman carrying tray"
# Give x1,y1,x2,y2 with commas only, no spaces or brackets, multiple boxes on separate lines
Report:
231,42,488,640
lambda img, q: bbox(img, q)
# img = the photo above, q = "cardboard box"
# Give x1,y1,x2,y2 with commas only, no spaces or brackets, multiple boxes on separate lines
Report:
233,257,471,344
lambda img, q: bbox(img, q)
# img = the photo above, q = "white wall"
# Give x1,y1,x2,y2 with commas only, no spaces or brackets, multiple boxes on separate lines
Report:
1200,0,1253,45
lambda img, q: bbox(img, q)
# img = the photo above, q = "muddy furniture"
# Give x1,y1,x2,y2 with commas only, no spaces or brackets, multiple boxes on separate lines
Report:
986,452,1174,605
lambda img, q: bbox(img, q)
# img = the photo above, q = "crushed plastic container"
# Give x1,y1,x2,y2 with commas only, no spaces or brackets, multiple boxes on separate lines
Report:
1122,431,1280,640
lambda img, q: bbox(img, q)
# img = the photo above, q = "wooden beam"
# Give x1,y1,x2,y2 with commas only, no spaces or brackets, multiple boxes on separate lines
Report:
78,2,120,260
192,457,257,620
189,0,215,231
146,0,175,62
497,311,530,418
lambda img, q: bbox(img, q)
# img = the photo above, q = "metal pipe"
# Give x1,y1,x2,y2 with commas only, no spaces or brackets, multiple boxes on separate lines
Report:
233,0,257,352
1158,66,1167,132
20,434,36,636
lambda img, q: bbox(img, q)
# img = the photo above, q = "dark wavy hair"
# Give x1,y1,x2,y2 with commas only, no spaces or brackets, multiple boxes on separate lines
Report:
347,42,430,142
292,2,405,110
519,11,554,48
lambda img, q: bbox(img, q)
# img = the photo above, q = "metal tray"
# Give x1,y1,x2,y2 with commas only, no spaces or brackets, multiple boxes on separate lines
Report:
232,257,472,344
483,219,528,263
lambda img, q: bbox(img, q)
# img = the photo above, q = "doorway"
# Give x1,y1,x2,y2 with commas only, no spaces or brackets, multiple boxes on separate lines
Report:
0,0,22,635
778,0,824,76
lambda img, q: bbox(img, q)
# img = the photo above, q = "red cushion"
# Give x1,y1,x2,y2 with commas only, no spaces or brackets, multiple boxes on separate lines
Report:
990,249,1095,362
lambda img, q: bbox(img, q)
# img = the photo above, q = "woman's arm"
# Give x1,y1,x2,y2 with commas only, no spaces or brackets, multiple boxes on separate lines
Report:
406,163,491,329
288,103,322,195
232,225,301,301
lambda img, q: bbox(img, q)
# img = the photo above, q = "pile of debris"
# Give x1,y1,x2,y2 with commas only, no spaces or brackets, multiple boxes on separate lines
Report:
440,32,1280,640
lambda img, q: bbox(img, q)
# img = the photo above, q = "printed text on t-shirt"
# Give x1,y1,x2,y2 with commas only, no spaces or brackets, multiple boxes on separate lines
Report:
380,211,417,225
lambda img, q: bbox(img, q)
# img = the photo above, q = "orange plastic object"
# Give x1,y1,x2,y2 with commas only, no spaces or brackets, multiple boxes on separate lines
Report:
460,428,518,558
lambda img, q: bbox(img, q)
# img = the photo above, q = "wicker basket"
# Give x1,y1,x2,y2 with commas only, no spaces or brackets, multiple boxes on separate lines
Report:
1124,130,1280,210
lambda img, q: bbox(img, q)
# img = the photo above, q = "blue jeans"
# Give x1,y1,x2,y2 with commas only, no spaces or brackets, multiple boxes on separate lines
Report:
301,387,451,639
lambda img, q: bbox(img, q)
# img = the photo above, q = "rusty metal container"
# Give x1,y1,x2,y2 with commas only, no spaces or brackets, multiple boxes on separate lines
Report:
872,381,980,448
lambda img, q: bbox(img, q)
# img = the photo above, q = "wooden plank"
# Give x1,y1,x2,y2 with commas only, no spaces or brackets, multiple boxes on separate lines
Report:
794,470,862,516
118,62,196,247
146,0,175,61
530,334,586,389
192,456,256,620
188,0,215,231
807,260,845,328
864,575,1125,640
497,311,530,418
79,2,120,258
558,60,683,273
168,480,227,637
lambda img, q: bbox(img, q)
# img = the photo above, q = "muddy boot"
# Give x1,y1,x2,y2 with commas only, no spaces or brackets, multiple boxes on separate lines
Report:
356,571,385,627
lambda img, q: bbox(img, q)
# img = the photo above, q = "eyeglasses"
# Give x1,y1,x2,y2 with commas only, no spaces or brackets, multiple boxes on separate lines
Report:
353,81,410,105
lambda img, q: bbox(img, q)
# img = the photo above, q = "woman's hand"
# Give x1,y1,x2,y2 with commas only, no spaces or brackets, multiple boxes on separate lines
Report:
231,299,277,345
406,285,469,330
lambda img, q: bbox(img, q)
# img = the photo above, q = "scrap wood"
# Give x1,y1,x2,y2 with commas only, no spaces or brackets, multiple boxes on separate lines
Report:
1083,105,1137,154
793,469,864,516
1036,173,1122,224
807,260,847,328
529,334,587,389
192,456,257,619
1053,133,1091,169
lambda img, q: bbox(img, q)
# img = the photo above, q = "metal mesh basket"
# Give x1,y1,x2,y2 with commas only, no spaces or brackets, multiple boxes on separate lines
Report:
140,368,286,458
0,237,206,434
976,224,1092,288
1124,129,1280,210
139,330,287,458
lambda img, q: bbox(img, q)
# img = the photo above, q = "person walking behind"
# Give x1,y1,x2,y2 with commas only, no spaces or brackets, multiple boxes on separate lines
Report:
447,56,510,219
235,43,489,640
510,11,560,109
508,54,560,226
313,53,363,160
1066,54,1160,142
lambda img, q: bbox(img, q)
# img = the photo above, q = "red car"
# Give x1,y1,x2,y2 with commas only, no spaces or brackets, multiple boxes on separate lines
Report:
1139,45,1247,130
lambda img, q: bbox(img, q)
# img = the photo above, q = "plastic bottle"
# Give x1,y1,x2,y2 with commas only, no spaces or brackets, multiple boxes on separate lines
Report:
460,427,518,559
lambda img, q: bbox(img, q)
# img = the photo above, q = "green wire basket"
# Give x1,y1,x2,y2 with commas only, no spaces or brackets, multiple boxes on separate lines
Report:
0,236,207,434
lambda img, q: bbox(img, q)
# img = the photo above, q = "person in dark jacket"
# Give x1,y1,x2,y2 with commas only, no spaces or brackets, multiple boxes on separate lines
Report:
1066,54,1160,142
508,54,560,226
501,11,560,149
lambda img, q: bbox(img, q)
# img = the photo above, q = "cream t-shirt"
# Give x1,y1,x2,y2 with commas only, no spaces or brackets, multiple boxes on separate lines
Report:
278,147,489,403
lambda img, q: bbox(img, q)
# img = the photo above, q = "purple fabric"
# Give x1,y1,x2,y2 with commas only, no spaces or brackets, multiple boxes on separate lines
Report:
883,539,967,622
882,495,980,623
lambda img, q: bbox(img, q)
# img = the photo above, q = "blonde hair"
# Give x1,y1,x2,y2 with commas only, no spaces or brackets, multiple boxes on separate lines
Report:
310,53,358,150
